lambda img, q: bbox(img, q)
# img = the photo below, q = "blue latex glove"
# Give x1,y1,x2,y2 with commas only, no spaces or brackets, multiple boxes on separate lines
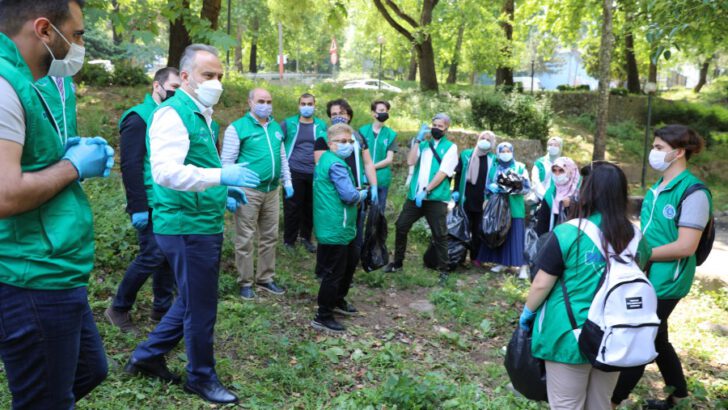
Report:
358,189,368,203
62,137,114,179
131,211,149,230
226,187,248,212
451,191,460,203
519,305,536,331
415,123,429,142
370,185,379,204
64,136,81,151
415,189,427,207
220,162,260,188
284,184,294,199
487,183,502,194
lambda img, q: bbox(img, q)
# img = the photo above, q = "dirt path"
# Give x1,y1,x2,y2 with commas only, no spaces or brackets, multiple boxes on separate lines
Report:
696,215,728,286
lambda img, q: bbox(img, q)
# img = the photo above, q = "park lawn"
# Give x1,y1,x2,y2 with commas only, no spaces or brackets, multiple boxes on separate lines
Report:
0,83,726,409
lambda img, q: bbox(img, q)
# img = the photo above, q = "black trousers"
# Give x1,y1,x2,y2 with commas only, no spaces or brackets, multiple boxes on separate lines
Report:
611,298,687,404
315,240,359,319
283,171,314,244
394,199,448,271
465,209,482,262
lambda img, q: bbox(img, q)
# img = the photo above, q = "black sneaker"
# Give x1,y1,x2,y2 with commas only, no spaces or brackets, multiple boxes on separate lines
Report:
333,301,358,316
311,316,346,334
239,286,256,300
383,262,402,273
645,395,677,409
124,356,181,384
257,281,285,295
301,238,317,253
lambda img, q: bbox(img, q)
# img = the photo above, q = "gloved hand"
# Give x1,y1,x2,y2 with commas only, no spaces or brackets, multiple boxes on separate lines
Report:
415,189,427,207
358,189,368,203
131,211,149,230
370,185,379,204
284,183,294,199
64,136,81,151
415,123,429,142
220,162,260,188
62,137,115,179
487,183,502,194
451,191,460,203
226,187,248,213
519,305,536,331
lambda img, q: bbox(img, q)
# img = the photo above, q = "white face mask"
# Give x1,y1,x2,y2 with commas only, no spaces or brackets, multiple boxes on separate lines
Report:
193,79,223,107
554,174,569,186
498,152,513,162
477,140,491,151
547,146,561,156
649,149,677,172
43,24,85,77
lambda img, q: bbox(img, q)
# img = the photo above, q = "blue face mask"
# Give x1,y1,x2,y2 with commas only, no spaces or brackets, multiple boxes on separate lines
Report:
299,105,314,118
253,103,273,119
335,142,353,159
331,116,348,125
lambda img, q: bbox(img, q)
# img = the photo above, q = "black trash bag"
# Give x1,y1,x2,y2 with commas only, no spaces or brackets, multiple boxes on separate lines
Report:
523,226,539,266
481,194,511,249
497,169,524,193
447,204,471,243
504,327,548,402
361,202,389,272
527,232,554,281
423,205,471,271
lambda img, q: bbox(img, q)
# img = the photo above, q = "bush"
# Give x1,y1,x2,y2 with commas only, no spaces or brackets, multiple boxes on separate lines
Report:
557,84,590,92
610,87,629,96
472,90,552,141
75,62,113,87
112,63,150,87
652,99,728,145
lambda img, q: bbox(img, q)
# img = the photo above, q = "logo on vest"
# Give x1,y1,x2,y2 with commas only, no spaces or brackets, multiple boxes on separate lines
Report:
625,296,643,310
662,204,676,220
275,131,283,141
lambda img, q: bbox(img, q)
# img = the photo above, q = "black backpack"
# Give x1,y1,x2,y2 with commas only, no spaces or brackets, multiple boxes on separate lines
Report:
675,183,715,266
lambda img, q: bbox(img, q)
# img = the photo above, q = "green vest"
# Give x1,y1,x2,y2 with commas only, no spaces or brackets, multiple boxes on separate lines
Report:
0,33,94,290
148,91,227,235
313,152,357,245
359,123,397,187
455,149,495,207
35,75,77,140
641,169,711,299
231,112,285,193
282,115,327,157
407,137,456,202
486,160,527,218
120,93,158,208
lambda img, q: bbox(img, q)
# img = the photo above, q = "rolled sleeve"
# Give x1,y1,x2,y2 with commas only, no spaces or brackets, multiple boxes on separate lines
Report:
678,190,710,230
438,144,458,177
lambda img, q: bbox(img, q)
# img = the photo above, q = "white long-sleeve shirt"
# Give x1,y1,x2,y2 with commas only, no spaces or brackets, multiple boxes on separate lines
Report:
220,122,292,187
415,139,458,202
148,89,221,192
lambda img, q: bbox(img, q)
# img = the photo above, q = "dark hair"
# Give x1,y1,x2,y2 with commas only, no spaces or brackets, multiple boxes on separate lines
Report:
299,93,315,103
0,0,84,37
575,161,634,255
153,67,179,86
326,98,354,120
654,124,704,161
371,100,390,112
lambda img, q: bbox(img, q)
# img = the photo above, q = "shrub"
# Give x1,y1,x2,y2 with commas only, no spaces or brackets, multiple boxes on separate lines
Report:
112,63,150,86
75,62,113,87
651,99,728,145
557,84,590,92
472,90,552,141
610,87,629,96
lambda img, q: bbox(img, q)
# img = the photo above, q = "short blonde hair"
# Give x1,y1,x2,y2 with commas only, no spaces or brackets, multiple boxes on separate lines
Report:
327,123,354,141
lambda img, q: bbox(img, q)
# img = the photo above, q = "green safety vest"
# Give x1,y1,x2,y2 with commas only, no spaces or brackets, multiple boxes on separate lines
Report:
407,137,456,202
455,149,495,207
486,160,527,218
313,151,357,245
359,123,397,188
147,91,227,235
35,75,77,140
641,169,711,299
282,115,327,158
0,33,94,290
120,93,158,208
231,112,285,193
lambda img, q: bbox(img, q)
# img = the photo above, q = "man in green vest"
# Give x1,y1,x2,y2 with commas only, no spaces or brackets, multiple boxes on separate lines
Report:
359,99,397,208
105,67,181,332
221,87,290,300
280,92,327,253
125,44,259,405
0,1,115,407
36,75,77,140
384,113,459,283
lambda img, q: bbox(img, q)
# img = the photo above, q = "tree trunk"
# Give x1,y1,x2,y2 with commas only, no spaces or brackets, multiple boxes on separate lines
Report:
593,0,615,161
624,28,640,93
167,0,192,68
111,0,122,45
407,50,417,81
417,42,439,92
495,0,514,87
248,16,259,73
200,0,222,31
694,55,713,93
234,19,243,72
648,59,657,83
446,22,465,84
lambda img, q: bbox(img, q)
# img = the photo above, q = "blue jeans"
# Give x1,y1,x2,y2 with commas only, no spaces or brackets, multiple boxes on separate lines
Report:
0,284,108,409
112,214,175,313
132,234,223,384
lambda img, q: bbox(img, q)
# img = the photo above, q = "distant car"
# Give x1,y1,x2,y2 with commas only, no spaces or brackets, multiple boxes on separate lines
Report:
343,79,402,93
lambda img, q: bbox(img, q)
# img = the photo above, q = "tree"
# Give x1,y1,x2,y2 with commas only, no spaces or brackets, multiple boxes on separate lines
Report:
373,0,440,92
593,0,615,161
167,0,192,67
495,0,514,87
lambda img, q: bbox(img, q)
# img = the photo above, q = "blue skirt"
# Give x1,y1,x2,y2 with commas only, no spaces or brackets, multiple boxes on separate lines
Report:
477,218,525,266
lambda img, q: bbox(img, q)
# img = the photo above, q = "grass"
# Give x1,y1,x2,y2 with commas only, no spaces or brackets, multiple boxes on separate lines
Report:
0,83,726,409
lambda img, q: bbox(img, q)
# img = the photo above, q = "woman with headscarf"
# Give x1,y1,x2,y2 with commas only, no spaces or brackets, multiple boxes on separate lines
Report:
535,157,580,236
531,136,563,201
478,142,531,278
452,131,497,267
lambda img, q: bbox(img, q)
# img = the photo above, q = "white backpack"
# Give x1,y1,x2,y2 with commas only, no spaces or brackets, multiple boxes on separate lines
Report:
563,219,660,371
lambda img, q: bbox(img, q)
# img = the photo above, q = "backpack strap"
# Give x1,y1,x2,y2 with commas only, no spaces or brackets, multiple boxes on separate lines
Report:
566,219,641,258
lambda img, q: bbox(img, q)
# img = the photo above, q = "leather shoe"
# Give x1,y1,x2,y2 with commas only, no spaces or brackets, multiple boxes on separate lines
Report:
184,380,239,404
124,356,181,384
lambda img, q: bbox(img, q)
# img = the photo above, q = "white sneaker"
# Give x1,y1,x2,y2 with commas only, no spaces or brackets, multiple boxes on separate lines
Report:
491,264,506,273
518,266,529,280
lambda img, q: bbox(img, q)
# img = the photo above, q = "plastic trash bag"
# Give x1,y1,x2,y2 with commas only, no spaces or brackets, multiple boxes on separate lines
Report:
504,327,548,402
481,194,511,248
423,205,470,271
447,204,471,243
498,169,524,194
523,226,539,267
527,232,553,281
361,202,389,272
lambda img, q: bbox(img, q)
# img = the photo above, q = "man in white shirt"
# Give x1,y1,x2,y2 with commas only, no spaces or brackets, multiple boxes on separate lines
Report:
384,113,458,283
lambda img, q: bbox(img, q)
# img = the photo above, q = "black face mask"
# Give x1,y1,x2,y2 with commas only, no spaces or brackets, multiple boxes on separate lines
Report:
376,112,389,122
431,128,445,140
161,89,176,102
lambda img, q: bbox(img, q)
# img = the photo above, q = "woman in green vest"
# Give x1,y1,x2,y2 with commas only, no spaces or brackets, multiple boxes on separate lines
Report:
477,142,531,278
612,125,711,409
452,131,496,267
531,136,563,201
520,162,650,409
534,157,580,236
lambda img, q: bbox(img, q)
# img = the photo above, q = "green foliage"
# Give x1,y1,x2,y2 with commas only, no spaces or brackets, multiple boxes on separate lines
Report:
557,84,591,92
75,63,113,87
112,63,151,87
471,90,552,141
652,99,728,145
609,87,629,96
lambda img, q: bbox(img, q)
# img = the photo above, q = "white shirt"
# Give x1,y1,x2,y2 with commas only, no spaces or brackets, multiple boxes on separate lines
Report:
0,77,26,146
531,155,555,200
415,139,458,201
220,121,292,186
148,89,221,192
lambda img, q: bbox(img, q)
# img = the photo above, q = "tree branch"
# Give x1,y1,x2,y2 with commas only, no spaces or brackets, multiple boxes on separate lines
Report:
385,0,419,28
373,0,415,43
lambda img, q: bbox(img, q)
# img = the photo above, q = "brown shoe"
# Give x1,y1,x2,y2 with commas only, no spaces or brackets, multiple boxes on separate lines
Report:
104,306,137,333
